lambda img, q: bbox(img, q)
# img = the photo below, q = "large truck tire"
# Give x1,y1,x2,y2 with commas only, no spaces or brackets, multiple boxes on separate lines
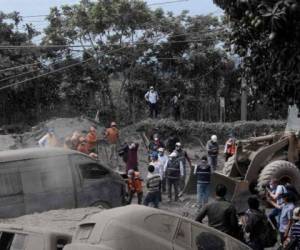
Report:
257,160,300,194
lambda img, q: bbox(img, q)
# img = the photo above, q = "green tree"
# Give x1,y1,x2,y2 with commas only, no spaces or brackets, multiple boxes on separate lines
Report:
214,0,300,118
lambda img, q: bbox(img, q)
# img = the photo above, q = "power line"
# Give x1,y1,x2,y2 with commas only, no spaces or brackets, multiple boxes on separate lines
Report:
148,0,189,6
22,15,48,18
0,44,91,49
170,61,223,82
0,58,93,91
20,0,190,19
0,47,126,91
0,68,40,83
0,35,222,50
0,62,39,73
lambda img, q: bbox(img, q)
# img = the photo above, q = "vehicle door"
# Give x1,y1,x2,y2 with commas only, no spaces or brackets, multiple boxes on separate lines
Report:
0,161,25,217
70,154,114,207
21,156,75,214
173,219,191,250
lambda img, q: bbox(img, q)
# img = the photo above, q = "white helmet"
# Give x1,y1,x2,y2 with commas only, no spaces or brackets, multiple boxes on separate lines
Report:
211,135,217,142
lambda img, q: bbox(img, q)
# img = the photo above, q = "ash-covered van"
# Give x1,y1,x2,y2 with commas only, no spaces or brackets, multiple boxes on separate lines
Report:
0,148,125,218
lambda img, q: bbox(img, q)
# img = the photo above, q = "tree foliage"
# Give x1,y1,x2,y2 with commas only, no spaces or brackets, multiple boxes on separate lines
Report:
0,1,240,127
214,0,300,117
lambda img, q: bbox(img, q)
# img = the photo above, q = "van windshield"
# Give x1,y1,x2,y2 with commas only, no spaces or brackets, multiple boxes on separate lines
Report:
79,163,109,179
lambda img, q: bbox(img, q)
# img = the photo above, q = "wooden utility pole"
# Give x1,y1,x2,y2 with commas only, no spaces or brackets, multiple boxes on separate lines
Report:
220,97,225,122
241,78,247,121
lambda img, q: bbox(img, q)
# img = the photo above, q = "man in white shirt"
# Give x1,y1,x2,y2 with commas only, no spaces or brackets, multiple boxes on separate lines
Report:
144,86,159,118
158,147,168,193
267,178,287,228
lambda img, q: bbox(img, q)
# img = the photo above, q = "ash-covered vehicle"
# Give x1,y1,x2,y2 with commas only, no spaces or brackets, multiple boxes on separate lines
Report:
0,148,126,218
0,224,71,250
184,106,300,212
64,205,250,250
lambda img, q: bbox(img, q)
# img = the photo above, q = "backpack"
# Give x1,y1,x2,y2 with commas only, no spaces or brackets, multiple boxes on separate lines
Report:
166,160,180,179
258,216,278,248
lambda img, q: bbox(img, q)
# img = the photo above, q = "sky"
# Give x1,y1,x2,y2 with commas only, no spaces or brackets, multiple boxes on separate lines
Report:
1,0,223,42
0,0,222,18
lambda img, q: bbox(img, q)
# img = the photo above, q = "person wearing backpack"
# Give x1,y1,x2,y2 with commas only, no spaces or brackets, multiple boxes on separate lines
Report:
243,196,274,250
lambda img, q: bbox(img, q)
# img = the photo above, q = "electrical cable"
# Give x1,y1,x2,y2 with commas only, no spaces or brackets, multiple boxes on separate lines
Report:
0,68,41,83
0,62,39,73
20,0,190,19
167,61,223,82
0,47,126,91
0,58,93,91
148,0,189,6
0,44,92,49
0,35,223,50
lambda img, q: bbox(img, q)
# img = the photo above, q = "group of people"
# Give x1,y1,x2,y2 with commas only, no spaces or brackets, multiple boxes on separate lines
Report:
265,178,300,249
124,133,192,209
125,132,237,211
195,178,300,250
144,86,183,120
38,122,120,161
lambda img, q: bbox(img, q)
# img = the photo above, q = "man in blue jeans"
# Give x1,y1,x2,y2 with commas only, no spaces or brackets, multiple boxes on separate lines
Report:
194,155,212,207
267,178,287,228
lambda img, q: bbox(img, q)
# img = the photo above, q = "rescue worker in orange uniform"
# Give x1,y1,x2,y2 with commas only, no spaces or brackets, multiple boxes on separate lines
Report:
86,126,97,153
224,136,236,162
77,137,89,155
105,121,119,162
127,169,143,205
